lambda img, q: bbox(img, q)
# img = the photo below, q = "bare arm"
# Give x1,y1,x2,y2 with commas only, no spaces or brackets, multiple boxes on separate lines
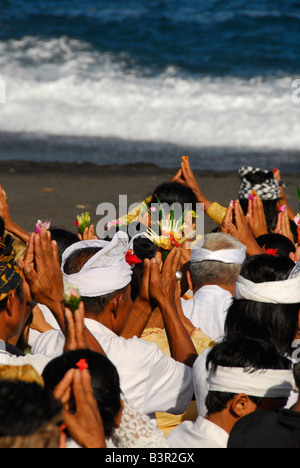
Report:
0,184,30,244
149,248,198,367
120,259,154,339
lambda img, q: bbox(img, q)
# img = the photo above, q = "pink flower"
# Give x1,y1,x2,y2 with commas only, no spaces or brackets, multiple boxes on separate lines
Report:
294,214,300,226
280,204,286,214
35,220,51,234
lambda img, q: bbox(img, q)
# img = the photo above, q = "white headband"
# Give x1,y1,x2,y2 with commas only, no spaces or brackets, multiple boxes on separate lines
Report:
61,232,132,297
207,366,295,398
234,275,300,304
191,247,247,265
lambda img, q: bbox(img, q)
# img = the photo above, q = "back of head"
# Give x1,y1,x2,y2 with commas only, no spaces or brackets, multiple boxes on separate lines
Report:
225,254,299,356
203,335,292,415
0,380,62,448
49,227,79,265
256,233,296,257
151,181,197,213
63,246,124,316
42,350,121,438
190,233,244,290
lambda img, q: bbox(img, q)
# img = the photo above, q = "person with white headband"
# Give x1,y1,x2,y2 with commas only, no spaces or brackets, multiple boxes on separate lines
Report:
31,232,197,421
181,233,247,341
167,335,294,448
228,362,300,448
194,253,300,419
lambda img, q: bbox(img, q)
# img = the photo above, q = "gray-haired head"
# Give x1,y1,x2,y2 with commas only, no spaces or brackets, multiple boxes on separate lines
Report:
190,233,245,291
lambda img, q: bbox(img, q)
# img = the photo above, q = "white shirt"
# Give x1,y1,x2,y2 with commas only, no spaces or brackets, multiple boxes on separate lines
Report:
31,318,194,417
28,304,60,347
0,340,51,375
167,415,229,448
181,285,233,341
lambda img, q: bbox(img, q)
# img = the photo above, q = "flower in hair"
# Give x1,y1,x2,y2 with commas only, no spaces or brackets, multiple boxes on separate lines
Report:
35,220,51,234
75,211,90,235
125,249,142,267
76,358,89,372
263,246,278,256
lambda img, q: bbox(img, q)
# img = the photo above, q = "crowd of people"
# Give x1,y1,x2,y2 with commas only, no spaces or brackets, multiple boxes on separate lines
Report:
0,158,300,448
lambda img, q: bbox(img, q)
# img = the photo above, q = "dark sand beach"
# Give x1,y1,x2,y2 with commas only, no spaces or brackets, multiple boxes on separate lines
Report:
0,159,299,237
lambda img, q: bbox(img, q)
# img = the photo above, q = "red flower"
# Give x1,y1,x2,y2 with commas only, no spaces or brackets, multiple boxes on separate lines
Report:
263,246,278,256
76,358,89,372
125,250,142,267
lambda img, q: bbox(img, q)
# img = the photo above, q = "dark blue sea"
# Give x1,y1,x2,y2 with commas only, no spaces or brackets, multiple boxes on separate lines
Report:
0,0,300,171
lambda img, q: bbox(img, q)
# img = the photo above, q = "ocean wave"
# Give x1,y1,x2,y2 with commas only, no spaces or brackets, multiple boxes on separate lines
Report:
0,36,299,152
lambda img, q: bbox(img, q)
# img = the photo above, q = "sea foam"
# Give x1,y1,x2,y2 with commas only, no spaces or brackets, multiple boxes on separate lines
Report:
0,36,299,152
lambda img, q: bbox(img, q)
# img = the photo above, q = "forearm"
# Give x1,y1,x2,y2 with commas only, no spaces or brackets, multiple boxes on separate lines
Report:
120,298,153,339
5,220,30,244
193,187,212,213
159,297,198,367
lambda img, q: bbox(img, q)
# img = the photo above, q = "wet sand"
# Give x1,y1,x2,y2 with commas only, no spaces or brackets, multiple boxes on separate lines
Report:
0,160,299,236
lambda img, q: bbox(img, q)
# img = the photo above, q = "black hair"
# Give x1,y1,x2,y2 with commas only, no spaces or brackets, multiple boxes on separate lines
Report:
205,335,292,414
151,181,197,213
49,227,80,265
256,233,296,257
224,254,299,356
42,350,121,438
0,380,61,437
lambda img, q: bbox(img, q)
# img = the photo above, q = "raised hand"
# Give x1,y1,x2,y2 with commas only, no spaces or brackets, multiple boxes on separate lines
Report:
245,194,268,238
53,368,106,448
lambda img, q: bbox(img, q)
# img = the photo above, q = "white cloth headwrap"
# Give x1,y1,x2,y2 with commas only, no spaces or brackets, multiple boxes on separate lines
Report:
61,232,132,297
191,246,247,265
207,366,295,398
234,275,300,304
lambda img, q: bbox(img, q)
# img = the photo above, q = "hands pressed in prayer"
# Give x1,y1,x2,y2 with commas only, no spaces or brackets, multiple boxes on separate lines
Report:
274,210,295,245
22,227,106,355
22,227,64,312
273,168,296,221
63,302,90,353
77,224,98,241
53,368,106,448
245,194,268,238
220,201,263,256
172,158,212,212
